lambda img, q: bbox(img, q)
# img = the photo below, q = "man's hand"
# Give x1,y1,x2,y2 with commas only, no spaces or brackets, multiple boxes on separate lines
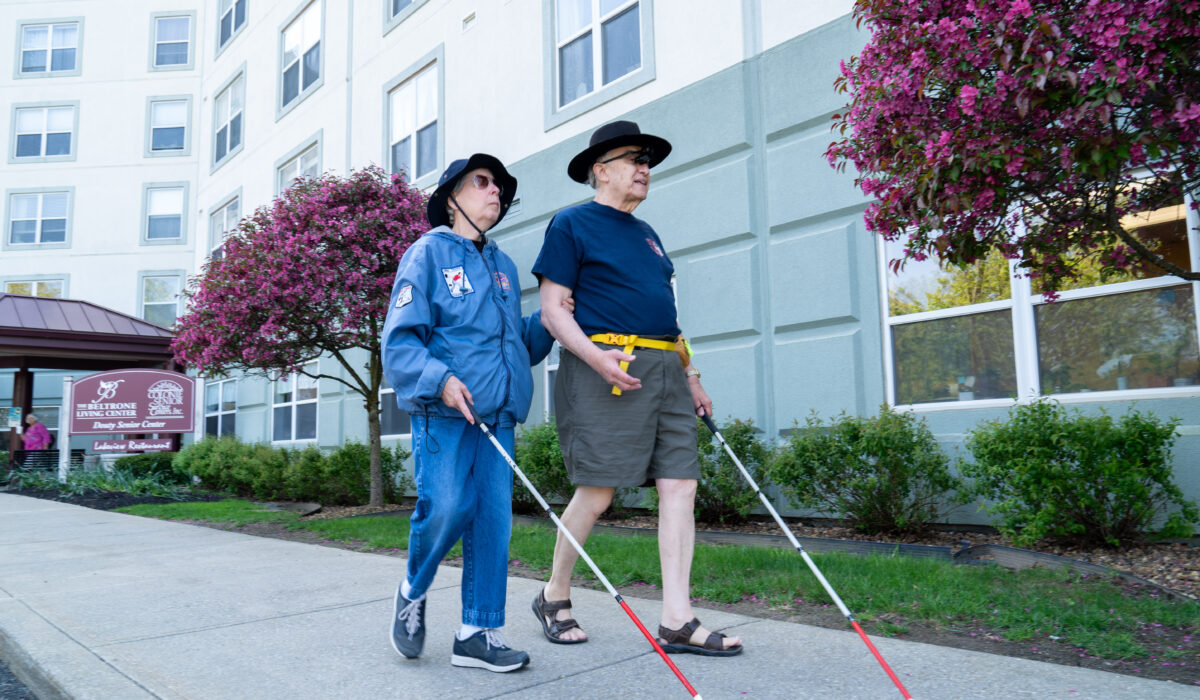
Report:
561,296,575,314
441,375,475,423
589,349,642,393
687,373,713,418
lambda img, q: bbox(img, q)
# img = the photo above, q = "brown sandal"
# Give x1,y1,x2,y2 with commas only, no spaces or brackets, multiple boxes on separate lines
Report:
532,589,587,644
657,617,743,657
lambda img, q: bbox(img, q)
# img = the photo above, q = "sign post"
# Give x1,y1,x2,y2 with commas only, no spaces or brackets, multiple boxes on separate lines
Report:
59,376,72,482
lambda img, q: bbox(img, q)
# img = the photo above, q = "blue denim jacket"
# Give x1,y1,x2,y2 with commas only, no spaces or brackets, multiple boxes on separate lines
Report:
382,227,553,426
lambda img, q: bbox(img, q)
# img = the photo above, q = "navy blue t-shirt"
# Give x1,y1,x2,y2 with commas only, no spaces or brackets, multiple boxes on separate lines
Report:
532,201,680,337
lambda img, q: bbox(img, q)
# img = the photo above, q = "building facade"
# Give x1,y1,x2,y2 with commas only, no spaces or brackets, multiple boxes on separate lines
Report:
2,1,1198,521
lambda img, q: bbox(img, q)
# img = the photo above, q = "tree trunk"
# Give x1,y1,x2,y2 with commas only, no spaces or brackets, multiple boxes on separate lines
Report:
366,350,385,508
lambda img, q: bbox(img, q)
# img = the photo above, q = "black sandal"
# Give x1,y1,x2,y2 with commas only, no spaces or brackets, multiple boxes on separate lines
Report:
532,589,587,644
657,617,743,657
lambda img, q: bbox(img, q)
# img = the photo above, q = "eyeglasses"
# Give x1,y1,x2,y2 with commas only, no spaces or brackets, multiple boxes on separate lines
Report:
470,173,504,196
598,149,653,166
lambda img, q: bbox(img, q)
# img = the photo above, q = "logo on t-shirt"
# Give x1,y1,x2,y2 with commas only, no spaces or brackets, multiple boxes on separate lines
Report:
494,271,511,291
394,284,413,309
441,267,474,297
645,237,664,257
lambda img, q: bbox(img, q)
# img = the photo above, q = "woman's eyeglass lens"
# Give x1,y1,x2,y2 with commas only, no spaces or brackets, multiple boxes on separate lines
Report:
471,174,503,195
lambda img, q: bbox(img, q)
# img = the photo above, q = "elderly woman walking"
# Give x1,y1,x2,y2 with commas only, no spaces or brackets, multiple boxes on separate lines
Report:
22,414,52,450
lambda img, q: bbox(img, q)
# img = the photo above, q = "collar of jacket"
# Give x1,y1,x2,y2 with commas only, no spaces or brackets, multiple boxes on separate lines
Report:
427,225,491,250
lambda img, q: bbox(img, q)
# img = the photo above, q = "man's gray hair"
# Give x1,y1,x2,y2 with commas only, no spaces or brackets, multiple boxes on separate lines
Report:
586,167,599,190
445,176,471,226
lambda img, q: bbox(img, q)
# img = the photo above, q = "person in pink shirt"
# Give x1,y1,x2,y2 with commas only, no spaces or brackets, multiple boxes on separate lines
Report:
22,414,51,450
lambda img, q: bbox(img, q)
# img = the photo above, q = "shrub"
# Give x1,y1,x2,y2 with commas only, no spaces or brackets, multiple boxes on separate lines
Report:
513,421,573,515
113,452,188,484
318,440,411,506
962,400,1198,548
768,405,964,535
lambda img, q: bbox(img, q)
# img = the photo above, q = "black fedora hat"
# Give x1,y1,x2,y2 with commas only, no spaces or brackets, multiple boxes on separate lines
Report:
426,153,518,229
567,120,672,183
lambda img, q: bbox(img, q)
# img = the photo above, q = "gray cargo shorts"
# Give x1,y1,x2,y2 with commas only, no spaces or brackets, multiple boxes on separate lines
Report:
554,340,701,487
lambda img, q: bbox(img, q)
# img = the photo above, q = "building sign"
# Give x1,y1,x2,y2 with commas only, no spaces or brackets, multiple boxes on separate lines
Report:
92,438,174,452
69,369,196,435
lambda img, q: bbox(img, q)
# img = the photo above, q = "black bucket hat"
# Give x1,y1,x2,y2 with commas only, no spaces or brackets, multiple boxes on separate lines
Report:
426,153,518,230
567,120,672,183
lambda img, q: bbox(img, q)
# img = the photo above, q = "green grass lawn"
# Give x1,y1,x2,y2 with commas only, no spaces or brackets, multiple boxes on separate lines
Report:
119,499,1199,661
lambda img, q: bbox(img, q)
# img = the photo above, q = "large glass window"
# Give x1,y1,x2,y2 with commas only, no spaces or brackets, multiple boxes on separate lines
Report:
204,379,237,438
273,361,318,441
14,106,74,159
153,15,190,67
20,22,79,75
5,279,64,298
142,274,182,328
277,142,319,193
145,186,184,241
209,195,240,259
882,192,1200,405
213,74,244,166
149,99,187,153
218,0,248,50
280,2,321,110
555,0,641,108
380,388,411,437
8,192,68,245
388,63,438,181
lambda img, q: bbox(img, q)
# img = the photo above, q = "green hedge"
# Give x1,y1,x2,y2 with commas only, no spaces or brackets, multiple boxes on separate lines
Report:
173,437,413,506
113,452,190,484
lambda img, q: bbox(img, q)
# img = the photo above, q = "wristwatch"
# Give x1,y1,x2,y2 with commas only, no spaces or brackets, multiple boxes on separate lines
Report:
685,367,701,379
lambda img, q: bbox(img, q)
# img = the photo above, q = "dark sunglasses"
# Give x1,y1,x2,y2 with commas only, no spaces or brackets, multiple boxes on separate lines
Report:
470,173,504,196
599,149,653,166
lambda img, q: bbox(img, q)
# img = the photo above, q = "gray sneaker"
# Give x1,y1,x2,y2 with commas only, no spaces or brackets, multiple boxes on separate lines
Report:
390,586,425,659
451,629,531,673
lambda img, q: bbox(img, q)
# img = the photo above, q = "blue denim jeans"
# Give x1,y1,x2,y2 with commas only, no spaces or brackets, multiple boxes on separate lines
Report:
406,414,514,628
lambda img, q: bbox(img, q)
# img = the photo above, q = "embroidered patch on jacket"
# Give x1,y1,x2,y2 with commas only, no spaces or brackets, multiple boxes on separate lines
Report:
441,266,474,297
646,237,664,257
394,284,413,308
493,271,511,291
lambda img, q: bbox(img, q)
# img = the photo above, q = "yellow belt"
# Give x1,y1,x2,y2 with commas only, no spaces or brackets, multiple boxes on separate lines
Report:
588,333,678,396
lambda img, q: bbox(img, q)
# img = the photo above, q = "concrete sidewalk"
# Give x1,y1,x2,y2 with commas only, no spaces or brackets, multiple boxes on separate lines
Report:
0,494,1195,700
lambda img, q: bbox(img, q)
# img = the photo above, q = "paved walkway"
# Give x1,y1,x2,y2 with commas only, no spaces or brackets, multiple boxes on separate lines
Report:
1,493,1196,700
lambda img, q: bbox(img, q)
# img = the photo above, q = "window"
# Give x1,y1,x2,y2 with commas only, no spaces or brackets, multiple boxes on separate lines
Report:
276,138,320,193
17,20,81,76
279,2,322,113
204,379,237,438
218,0,248,51
209,193,240,258
140,273,183,328
881,192,1200,406
273,361,318,441
380,388,411,437
387,60,439,182
142,184,186,243
213,72,244,168
147,97,189,155
7,191,69,246
12,104,75,161
5,279,64,298
383,0,431,34
31,407,59,447
151,14,193,69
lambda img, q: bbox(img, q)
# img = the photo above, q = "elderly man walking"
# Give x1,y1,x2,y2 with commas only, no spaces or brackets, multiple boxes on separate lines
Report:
530,121,743,656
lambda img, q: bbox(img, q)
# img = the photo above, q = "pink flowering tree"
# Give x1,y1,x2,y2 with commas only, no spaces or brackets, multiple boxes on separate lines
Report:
827,0,1200,293
173,166,426,506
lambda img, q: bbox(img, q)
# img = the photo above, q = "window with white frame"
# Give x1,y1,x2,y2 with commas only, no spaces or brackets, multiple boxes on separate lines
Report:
19,21,79,75
554,0,642,108
149,99,187,153
5,279,64,298
8,192,68,245
390,0,414,17
152,15,190,67
141,274,182,328
277,142,319,192
273,361,318,441
280,2,322,110
388,62,438,181
213,74,244,166
204,378,237,437
209,195,239,258
883,192,1200,405
380,387,411,436
145,186,184,241
14,105,74,159
218,0,247,50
